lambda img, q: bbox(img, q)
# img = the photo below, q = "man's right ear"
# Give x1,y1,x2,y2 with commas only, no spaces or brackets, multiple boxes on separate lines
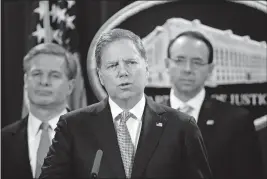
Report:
97,68,104,86
24,74,28,89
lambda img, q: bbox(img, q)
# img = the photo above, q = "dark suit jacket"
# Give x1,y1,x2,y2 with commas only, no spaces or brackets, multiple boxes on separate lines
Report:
1,116,33,179
162,95,264,179
1,108,71,179
39,96,212,179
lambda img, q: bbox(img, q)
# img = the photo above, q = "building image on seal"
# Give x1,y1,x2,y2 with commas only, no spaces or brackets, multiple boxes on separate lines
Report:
142,18,267,88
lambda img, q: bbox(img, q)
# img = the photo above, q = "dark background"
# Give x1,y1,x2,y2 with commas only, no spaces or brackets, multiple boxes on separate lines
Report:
2,0,132,127
113,0,267,120
2,0,266,126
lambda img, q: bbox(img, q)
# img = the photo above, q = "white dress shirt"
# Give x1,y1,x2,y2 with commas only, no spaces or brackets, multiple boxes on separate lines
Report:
27,109,67,177
109,94,146,152
170,88,205,122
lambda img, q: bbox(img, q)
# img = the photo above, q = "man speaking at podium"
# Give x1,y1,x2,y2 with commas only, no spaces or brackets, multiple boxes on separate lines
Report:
39,29,212,179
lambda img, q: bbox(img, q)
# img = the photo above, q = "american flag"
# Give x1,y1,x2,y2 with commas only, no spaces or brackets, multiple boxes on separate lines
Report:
31,0,78,51
22,0,87,117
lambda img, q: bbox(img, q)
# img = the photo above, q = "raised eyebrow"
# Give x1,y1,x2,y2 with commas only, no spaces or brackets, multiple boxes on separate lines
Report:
31,69,41,72
124,58,138,62
30,69,42,74
49,70,62,74
106,61,118,64
174,56,185,59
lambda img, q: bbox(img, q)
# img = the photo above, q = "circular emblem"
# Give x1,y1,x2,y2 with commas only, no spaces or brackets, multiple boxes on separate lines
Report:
87,1,267,101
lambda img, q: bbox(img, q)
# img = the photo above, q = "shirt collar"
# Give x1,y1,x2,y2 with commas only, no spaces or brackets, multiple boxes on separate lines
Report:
170,88,206,110
28,109,68,136
109,94,146,121
49,109,68,131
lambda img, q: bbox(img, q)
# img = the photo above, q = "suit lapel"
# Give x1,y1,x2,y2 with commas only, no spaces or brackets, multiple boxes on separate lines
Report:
166,96,171,107
11,117,33,178
198,97,221,153
166,94,215,140
131,97,167,178
197,97,213,130
90,98,125,178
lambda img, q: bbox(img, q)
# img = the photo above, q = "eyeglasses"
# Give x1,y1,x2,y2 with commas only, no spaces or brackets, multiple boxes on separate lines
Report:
167,58,210,69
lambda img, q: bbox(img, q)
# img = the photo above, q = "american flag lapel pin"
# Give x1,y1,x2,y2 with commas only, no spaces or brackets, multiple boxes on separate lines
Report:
156,122,163,127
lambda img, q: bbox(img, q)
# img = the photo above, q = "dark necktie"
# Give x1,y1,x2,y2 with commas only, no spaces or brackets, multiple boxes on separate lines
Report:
116,111,136,179
35,122,51,178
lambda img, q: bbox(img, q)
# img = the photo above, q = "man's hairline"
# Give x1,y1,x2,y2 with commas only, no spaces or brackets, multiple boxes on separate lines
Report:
169,35,212,64
96,38,148,69
24,53,72,80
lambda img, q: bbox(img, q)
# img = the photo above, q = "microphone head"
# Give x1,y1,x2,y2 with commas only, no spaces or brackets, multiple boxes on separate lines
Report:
96,149,103,158
91,149,103,178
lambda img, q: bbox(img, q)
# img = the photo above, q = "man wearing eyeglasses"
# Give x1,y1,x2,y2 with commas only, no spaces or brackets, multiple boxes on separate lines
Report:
164,31,264,179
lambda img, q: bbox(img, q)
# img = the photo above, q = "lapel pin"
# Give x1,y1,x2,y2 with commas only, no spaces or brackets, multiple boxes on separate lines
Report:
206,120,214,125
156,122,163,127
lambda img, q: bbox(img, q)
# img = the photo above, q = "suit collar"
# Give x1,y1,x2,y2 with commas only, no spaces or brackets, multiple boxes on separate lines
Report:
90,96,167,178
96,95,166,118
108,94,146,121
131,96,167,177
8,116,29,135
167,92,213,124
18,108,70,134
198,95,214,122
169,88,205,110
145,95,166,115
27,109,67,136
7,116,33,178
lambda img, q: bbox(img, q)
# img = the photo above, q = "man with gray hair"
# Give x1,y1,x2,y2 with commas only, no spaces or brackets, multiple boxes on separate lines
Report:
2,43,77,179
39,28,212,179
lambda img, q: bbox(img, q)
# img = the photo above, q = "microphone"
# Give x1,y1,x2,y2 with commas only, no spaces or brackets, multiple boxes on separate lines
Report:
90,149,103,179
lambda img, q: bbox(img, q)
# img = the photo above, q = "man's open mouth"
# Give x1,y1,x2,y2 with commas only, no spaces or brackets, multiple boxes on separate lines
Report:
119,83,132,88
120,82,131,86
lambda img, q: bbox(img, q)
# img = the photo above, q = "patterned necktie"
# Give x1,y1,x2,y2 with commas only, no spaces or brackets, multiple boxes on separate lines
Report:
116,111,135,179
35,122,51,178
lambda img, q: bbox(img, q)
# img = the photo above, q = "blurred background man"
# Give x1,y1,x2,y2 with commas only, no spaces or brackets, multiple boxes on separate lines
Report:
1,43,77,179
164,30,264,179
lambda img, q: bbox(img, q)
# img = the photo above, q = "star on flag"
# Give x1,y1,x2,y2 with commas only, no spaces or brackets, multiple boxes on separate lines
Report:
33,1,47,20
67,1,76,9
65,14,76,29
32,24,45,43
32,0,77,46
53,29,63,45
56,8,67,23
50,4,60,22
